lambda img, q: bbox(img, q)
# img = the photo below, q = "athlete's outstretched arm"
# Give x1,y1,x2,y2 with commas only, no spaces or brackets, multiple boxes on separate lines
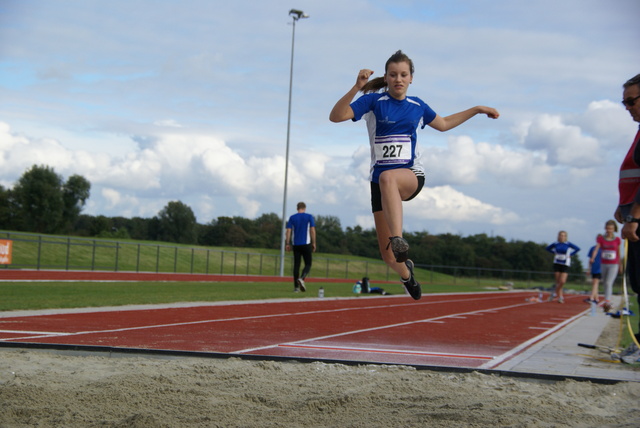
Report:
329,69,374,123
428,106,499,132
329,87,358,122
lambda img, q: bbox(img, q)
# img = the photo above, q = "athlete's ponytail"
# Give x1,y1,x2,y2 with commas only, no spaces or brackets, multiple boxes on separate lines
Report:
361,77,386,94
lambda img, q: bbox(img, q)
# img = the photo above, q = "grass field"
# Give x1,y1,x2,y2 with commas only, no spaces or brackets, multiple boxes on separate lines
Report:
0,278,496,311
3,231,400,280
2,230,580,286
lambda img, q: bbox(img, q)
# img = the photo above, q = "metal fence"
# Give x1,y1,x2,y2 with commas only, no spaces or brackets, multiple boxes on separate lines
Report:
0,231,395,280
0,231,591,289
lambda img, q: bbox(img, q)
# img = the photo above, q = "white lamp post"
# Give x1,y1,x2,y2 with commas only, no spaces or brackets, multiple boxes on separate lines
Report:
279,9,309,277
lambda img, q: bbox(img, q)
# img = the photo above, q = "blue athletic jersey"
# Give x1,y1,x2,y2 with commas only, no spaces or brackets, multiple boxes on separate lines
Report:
588,245,601,275
286,212,315,246
350,92,437,183
546,241,580,266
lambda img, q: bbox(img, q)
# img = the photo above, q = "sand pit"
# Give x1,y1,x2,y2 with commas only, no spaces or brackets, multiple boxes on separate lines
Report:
1,347,639,427
2,308,639,427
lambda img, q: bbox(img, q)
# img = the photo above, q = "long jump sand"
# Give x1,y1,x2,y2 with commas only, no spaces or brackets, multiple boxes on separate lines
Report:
1,321,639,428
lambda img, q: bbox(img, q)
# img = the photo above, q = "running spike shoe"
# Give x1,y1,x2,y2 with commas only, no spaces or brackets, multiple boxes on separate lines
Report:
402,259,421,300
387,236,409,263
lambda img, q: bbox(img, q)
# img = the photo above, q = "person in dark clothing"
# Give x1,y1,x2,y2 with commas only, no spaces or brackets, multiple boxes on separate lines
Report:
285,202,316,292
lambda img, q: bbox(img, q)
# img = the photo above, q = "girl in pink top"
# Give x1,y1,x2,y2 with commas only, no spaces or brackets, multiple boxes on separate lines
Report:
591,220,622,305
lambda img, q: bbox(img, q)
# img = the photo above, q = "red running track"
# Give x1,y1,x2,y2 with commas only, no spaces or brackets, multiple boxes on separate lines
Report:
0,291,590,369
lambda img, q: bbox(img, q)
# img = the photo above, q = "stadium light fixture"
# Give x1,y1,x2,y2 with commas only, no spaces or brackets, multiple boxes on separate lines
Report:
280,9,309,277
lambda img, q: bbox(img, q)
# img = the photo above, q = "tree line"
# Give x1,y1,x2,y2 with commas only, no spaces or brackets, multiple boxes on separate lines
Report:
0,165,583,275
0,165,90,234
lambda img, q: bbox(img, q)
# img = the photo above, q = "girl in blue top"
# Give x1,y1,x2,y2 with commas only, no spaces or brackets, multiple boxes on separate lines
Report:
546,230,580,303
330,50,499,300
586,238,602,304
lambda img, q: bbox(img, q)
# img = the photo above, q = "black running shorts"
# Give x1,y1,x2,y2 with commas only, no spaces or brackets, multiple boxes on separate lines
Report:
370,173,425,213
553,263,569,273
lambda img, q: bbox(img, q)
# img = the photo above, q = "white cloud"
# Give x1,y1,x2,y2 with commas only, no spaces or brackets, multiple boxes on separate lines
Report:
0,122,99,178
0,108,614,246
475,142,554,187
298,151,330,181
237,196,261,219
100,188,147,218
355,215,375,230
424,135,554,188
423,136,483,185
102,188,123,207
575,100,635,149
408,185,520,225
523,114,601,168
153,119,183,128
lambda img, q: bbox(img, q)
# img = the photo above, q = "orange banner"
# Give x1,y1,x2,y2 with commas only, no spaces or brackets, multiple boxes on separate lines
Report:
0,239,12,264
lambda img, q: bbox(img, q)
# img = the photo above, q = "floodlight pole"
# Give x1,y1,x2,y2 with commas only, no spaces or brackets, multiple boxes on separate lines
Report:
280,9,308,277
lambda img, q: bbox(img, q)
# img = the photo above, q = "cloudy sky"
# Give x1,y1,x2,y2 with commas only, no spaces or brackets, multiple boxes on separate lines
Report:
1,0,639,262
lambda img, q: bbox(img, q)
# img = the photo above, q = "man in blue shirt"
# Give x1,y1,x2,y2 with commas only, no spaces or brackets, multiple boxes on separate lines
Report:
285,202,316,292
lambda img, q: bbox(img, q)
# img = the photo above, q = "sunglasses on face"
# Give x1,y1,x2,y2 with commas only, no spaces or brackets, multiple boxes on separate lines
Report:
622,95,640,107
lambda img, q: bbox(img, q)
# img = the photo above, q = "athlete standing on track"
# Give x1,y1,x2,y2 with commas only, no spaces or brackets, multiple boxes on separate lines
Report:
613,73,640,361
285,202,316,293
329,50,499,300
590,220,622,310
586,237,602,304
546,231,580,304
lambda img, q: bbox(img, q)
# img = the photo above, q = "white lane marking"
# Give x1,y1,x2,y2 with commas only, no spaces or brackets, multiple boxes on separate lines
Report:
0,330,72,335
233,300,539,354
277,343,494,360
0,294,530,342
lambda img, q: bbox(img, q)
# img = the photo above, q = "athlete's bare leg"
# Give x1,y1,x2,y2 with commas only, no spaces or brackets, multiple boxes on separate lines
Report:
589,277,600,302
378,169,418,237
554,271,568,301
374,169,419,279
374,211,410,279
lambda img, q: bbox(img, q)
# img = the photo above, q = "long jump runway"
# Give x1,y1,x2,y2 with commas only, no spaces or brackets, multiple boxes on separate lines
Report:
0,291,589,370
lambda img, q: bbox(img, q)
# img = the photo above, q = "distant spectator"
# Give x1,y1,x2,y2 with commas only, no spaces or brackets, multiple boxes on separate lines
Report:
591,220,622,311
585,236,602,304
546,231,580,303
285,202,316,292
